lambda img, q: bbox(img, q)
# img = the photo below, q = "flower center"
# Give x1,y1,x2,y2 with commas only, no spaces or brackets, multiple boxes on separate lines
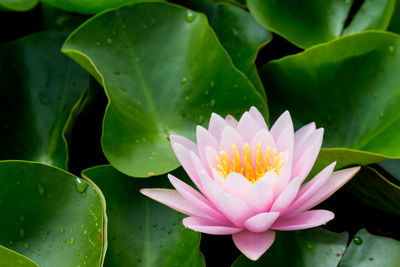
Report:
214,143,284,183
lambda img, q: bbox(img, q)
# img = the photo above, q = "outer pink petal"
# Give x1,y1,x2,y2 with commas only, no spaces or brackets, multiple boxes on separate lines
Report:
236,112,261,142
208,113,229,140
171,143,203,191
219,126,244,156
245,176,274,212
140,189,210,218
270,177,302,213
270,111,294,157
168,174,228,222
224,172,251,199
287,162,336,214
225,114,238,128
249,106,268,130
294,166,361,212
244,212,280,233
271,210,334,230
233,230,275,261
196,126,219,170
183,216,242,235
294,122,316,151
170,134,198,155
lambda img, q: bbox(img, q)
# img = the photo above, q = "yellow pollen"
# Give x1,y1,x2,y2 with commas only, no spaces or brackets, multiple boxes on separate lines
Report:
214,143,284,183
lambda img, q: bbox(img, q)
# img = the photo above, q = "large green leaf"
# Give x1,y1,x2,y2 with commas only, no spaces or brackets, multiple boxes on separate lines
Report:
0,245,38,267
233,228,348,266
40,0,164,14
0,161,106,266
62,2,267,177
343,166,400,215
82,165,205,267
0,31,89,169
184,0,272,100
0,0,37,11
339,229,400,266
260,31,400,173
248,0,395,48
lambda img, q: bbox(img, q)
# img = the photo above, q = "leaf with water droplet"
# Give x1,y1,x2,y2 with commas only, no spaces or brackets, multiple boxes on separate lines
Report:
74,178,89,193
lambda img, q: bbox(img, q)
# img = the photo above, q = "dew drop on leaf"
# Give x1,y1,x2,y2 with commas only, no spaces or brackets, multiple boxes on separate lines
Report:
388,46,396,54
74,178,88,193
185,11,197,23
353,236,363,245
106,38,113,45
37,183,45,196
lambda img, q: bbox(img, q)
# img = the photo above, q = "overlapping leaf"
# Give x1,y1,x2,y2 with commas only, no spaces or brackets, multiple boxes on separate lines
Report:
0,245,38,267
0,31,89,169
62,2,267,177
0,161,106,266
261,31,400,173
82,165,205,267
0,0,37,11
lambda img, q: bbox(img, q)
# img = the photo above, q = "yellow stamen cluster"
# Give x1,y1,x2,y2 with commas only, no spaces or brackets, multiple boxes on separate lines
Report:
215,143,284,183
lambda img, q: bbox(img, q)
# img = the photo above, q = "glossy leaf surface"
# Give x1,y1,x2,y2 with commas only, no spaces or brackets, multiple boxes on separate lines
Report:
62,2,267,177
82,165,205,267
0,245,38,267
261,31,400,173
0,161,106,267
233,228,348,266
248,0,395,48
339,229,400,266
0,31,88,169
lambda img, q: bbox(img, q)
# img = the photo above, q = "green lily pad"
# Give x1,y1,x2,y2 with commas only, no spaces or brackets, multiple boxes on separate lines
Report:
82,165,205,267
0,245,38,267
185,0,272,100
343,166,400,215
40,0,164,14
0,0,37,11
0,161,106,267
260,31,400,174
339,229,400,266
0,31,89,169
62,2,267,177
248,0,395,48
233,228,348,266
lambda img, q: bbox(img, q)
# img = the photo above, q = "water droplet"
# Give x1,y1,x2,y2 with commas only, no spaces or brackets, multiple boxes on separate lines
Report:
60,228,65,233
373,94,378,99
120,87,127,92
135,139,140,143
107,38,113,45
153,224,158,228
20,229,25,238
81,193,86,198
234,84,238,88
135,57,140,62
37,184,44,196
307,244,313,249
379,112,384,118
181,77,187,84
37,247,41,251
74,178,88,193
389,45,396,54
185,96,190,101
185,11,197,23
42,236,46,241
96,42,100,47
81,224,85,228
369,257,374,261
59,245,63,250
159,244,163,248
210,99,216,107
113,71,120,75
149,156,153,160
137,100,142,105
83,230,88,235
210,81,215,87
344,0,351,4
136,257,142,263
70,238,75,244
353,236,363,245
197,115,205,124
24,243,30,249
167,230,172,235
204,90,209,95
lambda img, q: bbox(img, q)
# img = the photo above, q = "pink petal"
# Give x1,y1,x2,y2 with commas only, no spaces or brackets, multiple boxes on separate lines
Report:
171,143,203,191
270,111,294,157
294,166,361,212
245,176,274,212
140,188,210,218
294,122,316,150
196,126,219,169
205,146,218,172
219,126,244,157
274,151,292,195
249,106,268,130
244,212,280,233
168,174,228,222
225,114,238,128
236,112,261,142
287,162,336,214
170,134,198,155
214,191,254,227
270,177,302,213
271,210,334,230
183,216,242,235
224,172,251,199
233,230,275,261
208,113,228,140
198,166,223,203
250,129,276,156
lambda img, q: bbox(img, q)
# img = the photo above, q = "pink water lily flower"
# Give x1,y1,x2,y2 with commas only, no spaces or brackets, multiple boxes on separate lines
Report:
141,107,360,260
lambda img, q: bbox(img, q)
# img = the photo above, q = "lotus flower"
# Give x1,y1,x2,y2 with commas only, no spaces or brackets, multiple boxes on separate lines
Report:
141,107,360,260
